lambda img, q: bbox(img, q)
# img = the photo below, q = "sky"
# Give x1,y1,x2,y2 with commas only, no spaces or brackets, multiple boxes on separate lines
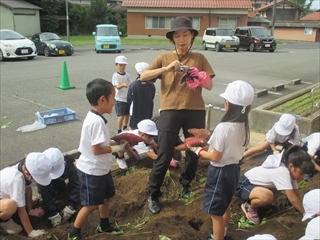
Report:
308,0,320,10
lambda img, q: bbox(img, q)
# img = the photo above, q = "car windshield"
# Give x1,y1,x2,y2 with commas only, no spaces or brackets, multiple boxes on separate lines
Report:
96,27,119,36
216,29,234,36
41,33,61,41
250,28,271,37
0,30,25,40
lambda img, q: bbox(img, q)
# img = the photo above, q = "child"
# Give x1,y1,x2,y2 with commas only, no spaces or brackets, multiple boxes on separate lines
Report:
243,114,300,158
247,234,277,240
112,55,132,133
127,62,155,130
188,80,255,240
0,152,58,238
301,189,320,222
235,145,314,225
68,78,127,240
299,216,320,239
116,119,178,169
301,132,320,180
39,148,80,227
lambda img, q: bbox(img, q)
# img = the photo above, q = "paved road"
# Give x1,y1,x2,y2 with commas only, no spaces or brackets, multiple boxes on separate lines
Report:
0,42,319,167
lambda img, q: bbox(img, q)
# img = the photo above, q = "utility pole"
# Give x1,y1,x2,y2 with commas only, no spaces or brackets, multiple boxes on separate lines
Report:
66,0,70,42
271,0,277,36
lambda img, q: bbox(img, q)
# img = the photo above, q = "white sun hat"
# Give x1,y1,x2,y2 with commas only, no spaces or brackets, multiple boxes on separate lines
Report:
299,216,320,239
115,55,128,64
274,114,296,136
220,80,254,107
137,119,158,136
43,147,65,179
301,189,320,221
247,234,277,240
26,152,53,186
135,62,149,75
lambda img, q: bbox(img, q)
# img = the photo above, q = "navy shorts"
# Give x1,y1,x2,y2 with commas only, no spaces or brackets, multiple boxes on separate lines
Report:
77,170,115,206
115,101,129,116
234,175,257,201
203,164,240,216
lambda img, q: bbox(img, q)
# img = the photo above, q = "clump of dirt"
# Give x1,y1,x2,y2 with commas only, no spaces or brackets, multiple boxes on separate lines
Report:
4,150,319,240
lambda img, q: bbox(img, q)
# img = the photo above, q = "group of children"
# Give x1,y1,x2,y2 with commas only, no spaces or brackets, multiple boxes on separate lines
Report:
0,55,319,239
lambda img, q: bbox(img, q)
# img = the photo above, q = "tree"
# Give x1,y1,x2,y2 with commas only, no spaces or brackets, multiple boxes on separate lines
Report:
69,4,90,34
89,0,113,27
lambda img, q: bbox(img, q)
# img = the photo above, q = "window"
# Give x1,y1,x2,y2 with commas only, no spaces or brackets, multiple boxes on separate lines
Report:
146,16,200,30
219,18,237,30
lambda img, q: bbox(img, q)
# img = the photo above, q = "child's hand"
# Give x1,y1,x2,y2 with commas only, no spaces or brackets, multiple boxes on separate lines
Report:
28,229,47,238
28,207,45,217
273,150,280,155
186,144,205,156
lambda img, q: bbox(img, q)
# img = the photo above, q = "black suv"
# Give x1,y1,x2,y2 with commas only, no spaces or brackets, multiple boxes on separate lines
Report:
235,26,276,52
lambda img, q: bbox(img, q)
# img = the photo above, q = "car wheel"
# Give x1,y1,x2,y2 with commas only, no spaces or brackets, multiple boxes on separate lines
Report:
44,47,50,57
0,50,3,61
67,54,72,56
27,57,35,60
215,43,221,52
117,50,121,53
234,47,239,52
249,43,255,52
95,49,100,53
202,41,207,50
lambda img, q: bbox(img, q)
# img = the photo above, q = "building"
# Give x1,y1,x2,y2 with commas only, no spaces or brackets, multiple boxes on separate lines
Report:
121,0,253,37
0,0,41,37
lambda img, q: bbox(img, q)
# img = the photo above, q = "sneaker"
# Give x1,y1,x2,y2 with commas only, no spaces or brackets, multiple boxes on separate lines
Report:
241,202,260,224
117,158,128,169
0,218,23,234
67,233,82,240
169,159,178,168
61,206,76,221
48,213,61,227
95,225,121,233
179,183,192,199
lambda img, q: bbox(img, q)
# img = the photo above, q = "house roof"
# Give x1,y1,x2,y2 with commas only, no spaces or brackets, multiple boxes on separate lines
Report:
0,0,41,9
122,0,253,9
300,11,320,21
248,14,271,23
275,21,320,28
255,0,304,12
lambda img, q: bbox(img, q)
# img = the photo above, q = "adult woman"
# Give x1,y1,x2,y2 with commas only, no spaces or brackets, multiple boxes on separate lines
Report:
141,16,215,214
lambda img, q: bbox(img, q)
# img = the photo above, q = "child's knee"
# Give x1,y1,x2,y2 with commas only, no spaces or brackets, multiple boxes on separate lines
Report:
0,199,17,218
261,192,274,204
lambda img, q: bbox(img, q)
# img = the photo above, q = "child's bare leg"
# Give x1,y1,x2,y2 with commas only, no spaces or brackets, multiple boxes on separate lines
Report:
249,187,274,207
73,205,98,228
123,114,129,128
0,199,17,220
99,198,109,218
223,206,231,228
211,214,224,240
117,116,124,132
243,141,269,158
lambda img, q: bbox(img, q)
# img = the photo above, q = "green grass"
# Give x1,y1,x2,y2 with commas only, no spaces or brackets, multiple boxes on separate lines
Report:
272,89,320,117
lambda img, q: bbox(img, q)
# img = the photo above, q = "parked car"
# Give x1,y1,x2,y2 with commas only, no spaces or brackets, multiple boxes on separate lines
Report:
202,28,239,52
235,26,276,52
92,24,122,53
0,29,37,61
31,32,74,57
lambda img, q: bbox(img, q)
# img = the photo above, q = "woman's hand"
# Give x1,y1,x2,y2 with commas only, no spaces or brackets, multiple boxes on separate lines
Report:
164,60,181,72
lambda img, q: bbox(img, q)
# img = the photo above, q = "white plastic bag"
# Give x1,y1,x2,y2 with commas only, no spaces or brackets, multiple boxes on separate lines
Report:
17,121,46,132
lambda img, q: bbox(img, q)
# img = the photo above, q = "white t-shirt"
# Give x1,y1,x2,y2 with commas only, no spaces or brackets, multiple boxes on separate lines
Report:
302,132,320,156
119,129,149,155
0,166,26,207
208,122,246,167
77,111,113,176
112,72,131,102
244,164,298,190
266,124,300,145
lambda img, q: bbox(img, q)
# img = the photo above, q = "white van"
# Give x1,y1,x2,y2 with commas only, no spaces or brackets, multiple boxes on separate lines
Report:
202,28,239,52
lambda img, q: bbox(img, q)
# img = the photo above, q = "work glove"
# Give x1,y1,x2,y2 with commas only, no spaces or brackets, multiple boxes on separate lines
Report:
28,229,47,238
273,150,280,155
28,207,45,217
186,144,205,156
48,213,61,227
110,141,128,153
61,206,76,221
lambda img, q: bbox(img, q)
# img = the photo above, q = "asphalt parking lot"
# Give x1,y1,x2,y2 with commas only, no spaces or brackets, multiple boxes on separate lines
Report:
0,41,319,167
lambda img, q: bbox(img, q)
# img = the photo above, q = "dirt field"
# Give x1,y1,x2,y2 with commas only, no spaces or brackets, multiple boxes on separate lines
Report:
2,150,319,240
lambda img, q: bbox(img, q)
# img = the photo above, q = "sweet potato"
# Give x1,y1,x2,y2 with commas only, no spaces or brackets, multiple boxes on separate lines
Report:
176,143,189,151
184,137,207,146
120,139,140,159
188,128,211,141
111,133,144,145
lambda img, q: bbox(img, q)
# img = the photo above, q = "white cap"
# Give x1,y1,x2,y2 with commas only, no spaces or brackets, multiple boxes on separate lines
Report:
220,80,254,107
274,114,296,136
43,148,65,179
302,189,320,221
299,216,320,239
137,119,158,136
247,234,277,240
26,152,53,186
135,62,149,75
115,55,128,64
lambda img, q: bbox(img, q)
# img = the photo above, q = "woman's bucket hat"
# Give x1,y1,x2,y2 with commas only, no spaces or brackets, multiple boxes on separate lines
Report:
166,16,198,39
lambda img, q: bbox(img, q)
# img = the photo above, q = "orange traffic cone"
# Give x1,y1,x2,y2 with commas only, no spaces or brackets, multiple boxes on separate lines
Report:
56,60,75,90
